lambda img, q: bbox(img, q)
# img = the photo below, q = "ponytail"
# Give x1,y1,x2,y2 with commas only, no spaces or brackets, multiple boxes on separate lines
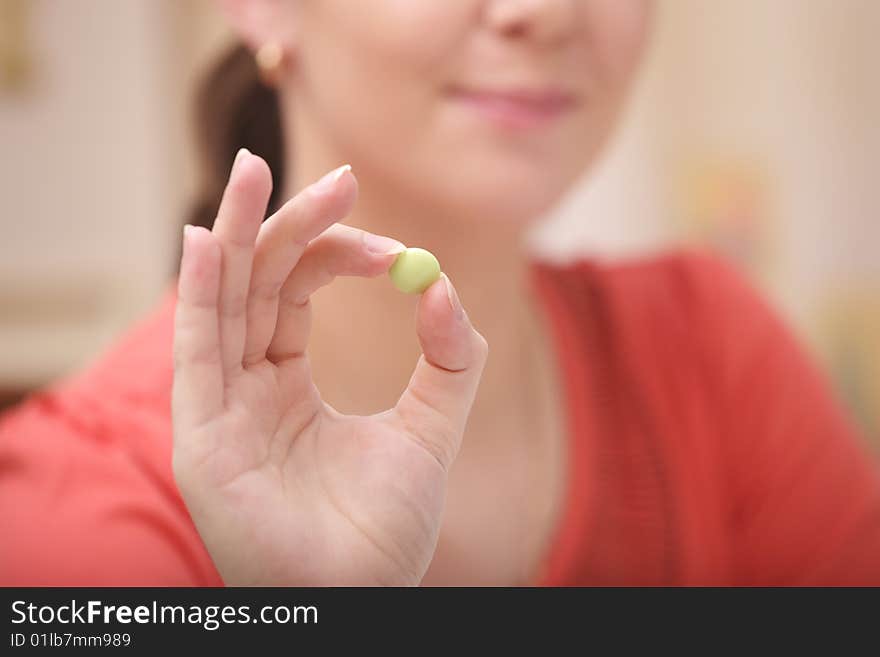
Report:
187,43,286,231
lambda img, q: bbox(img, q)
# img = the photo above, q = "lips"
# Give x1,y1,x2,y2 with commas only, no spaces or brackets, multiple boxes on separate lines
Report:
449,86,577,130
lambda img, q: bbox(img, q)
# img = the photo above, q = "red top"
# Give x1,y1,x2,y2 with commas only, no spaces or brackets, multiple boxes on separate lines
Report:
1,247,878,585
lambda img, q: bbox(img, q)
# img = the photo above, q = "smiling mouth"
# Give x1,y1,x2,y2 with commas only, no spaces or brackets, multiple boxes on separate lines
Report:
448,86,578,131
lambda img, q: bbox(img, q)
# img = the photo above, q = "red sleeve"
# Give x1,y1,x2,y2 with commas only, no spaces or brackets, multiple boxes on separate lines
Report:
0,392,221,586
694,252,880,585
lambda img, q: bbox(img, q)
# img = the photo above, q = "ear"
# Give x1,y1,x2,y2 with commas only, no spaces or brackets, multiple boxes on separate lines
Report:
215,0,297,52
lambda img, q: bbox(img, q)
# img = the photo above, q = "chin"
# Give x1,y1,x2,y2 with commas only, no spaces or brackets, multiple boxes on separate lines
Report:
447,187,564,228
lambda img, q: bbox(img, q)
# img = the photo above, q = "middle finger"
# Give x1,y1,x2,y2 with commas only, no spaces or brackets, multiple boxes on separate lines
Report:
242,164,357,366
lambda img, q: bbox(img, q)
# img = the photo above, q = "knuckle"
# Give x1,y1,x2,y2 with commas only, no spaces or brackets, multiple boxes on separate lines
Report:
321,256,343,282
324,222,350,240
220,290,249,318
289,230,312,249
278,290,311,311
173,330,221,369
250,277,283,302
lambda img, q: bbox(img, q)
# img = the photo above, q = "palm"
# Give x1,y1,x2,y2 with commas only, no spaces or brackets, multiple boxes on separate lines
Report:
184,360,446,585
172,153,487,586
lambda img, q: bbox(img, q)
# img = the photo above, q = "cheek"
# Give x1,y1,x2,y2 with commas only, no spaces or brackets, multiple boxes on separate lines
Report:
585,0,653,89
297,2,464,160
300,0,464,109
550,0,651,184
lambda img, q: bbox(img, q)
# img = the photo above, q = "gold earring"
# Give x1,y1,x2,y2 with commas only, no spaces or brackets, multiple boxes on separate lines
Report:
255,42,286,87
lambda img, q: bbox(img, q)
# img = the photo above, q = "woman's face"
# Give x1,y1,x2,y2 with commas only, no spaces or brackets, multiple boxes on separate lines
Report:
242,0,652,225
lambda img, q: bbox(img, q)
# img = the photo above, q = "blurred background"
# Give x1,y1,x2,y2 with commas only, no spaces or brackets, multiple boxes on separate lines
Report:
1,0,878,446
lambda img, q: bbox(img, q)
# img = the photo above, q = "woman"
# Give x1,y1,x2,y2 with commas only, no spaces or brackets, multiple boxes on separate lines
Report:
1,0,878,586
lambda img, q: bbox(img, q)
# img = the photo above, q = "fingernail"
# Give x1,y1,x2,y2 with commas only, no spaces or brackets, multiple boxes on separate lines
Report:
181,225,193,264
232,147,250,174
314,164,352,193
363,232,406,255
442,272,465,321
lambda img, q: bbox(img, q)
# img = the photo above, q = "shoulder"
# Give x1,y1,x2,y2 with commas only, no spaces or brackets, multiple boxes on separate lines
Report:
0,280,180,520
533,244,761,308
0,279,179,465
2,281,177,415
0,283,179,502
531,245,773,352
0,284,218,584
534,243,854,442
0,391,215,584
21,284,180,434
70,284,179,410
529,245,791,424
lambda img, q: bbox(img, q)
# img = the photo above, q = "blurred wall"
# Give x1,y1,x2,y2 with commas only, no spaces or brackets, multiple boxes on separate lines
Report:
537,0,880,440
0,0,224,389
1,1,878,441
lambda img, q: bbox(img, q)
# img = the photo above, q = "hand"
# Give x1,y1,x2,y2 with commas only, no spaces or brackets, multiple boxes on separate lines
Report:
171,150,488,585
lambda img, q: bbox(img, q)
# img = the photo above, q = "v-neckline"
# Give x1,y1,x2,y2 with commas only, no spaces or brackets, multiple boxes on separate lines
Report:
525,258,598,586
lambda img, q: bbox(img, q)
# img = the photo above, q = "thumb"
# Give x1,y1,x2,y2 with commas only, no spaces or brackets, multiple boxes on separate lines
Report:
391,273,489,470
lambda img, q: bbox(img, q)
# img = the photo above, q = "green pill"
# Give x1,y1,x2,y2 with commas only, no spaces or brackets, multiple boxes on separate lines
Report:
388,247,441,294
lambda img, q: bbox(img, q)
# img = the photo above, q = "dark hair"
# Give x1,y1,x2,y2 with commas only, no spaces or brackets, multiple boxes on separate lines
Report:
172,44,285,277
187,43,286,231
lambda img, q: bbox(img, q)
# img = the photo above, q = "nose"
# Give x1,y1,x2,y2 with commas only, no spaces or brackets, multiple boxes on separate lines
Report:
484,0,576,47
